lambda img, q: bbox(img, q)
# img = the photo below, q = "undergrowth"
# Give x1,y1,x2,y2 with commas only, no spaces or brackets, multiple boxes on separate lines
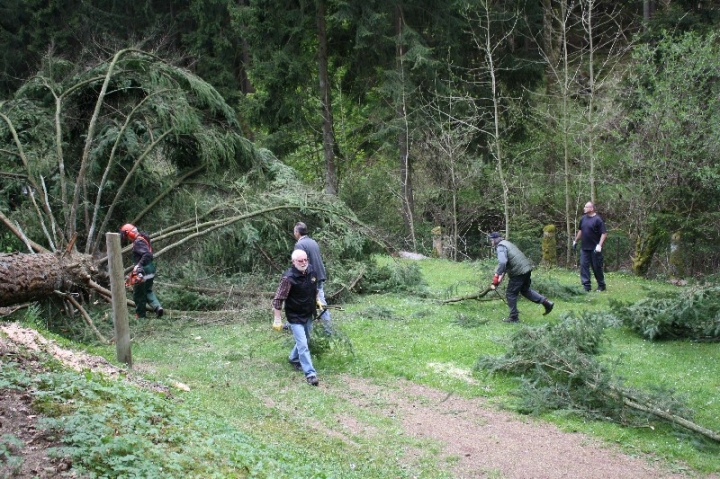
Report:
0,353,331,478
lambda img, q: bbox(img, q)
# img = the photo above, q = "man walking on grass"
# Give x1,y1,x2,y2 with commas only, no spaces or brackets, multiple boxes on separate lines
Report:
293,222,332,334
272,249,320,386
489,232,554,323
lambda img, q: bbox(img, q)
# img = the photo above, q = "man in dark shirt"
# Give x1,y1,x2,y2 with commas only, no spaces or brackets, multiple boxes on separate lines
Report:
272,249,320,386
573,202,608,292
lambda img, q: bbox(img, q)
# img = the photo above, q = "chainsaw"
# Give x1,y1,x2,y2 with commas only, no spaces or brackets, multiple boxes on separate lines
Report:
125,271,144,288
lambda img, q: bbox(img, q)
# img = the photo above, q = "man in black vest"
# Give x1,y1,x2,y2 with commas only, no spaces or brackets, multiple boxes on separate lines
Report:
293,222,332,334
489,232,554,323
272,249,320,386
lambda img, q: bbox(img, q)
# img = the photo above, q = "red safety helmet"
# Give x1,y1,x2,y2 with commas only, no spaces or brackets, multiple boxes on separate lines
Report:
120,223,138,241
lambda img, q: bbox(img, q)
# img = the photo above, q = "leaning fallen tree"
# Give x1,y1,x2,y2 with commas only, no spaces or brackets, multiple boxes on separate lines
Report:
0,47,387,327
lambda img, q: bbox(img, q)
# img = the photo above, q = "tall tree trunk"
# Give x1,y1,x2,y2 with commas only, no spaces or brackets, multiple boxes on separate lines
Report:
586,0,597,204
480,1,510,239
316,0,338,195
558,0,573,266
395,5,415,249
238,0,255,96
543,0,558,95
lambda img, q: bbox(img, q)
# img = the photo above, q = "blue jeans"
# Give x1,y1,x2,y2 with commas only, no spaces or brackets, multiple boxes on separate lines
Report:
317,281,332,334
288,320,317,378
580,249,606,291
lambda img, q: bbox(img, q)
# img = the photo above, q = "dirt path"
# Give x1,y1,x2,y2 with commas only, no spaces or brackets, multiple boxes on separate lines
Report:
1,323,716,478
329,376,698,478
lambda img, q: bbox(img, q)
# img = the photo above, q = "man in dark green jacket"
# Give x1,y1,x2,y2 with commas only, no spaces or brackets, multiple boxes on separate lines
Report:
489,232,553,323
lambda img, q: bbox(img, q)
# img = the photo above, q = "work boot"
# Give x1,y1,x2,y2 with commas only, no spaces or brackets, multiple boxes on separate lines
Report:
288,359,302,371
306,375,319,386
542,299,554,316
156,307,164,318
502,316,519,323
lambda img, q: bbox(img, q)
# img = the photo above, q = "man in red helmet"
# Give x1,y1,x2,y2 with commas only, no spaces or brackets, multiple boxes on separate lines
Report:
120,223,164,319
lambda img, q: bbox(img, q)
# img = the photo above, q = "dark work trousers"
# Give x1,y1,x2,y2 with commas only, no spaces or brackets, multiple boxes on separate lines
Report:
506,272,546,319
133,277,162,318
580,249,606,291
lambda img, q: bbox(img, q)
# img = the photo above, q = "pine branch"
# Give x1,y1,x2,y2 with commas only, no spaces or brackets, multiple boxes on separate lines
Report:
328,267,365,301
87,88,175,253
131,165,206,226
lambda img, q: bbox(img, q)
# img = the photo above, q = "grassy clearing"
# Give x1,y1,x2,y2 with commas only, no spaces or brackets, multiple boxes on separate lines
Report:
9,256,720,476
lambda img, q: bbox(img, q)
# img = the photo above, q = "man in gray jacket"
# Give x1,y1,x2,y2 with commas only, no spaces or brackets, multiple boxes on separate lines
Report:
489,232,554,323
294,222,332,333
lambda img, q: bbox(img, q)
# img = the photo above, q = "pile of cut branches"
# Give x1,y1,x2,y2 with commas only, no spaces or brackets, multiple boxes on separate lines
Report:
476,312,720,443
610,286,720,341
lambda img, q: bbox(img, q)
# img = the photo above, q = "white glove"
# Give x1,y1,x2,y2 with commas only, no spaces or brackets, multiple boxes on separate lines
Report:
272,317,282,331
595,244,602,253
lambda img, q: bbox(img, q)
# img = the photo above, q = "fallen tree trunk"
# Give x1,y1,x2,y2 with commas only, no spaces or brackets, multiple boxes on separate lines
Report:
0,252,99,307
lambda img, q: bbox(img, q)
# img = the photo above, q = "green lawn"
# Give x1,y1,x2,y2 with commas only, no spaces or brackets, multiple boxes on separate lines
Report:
7,256,718,477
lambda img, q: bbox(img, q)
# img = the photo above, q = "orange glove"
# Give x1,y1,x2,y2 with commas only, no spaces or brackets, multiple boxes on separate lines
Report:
492,274,501,286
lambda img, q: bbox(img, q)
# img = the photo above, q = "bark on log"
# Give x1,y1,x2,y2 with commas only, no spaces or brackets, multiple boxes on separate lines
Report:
0,252,98,307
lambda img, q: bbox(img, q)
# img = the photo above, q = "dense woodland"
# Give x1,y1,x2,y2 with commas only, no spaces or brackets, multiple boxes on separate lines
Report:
1,0,720,306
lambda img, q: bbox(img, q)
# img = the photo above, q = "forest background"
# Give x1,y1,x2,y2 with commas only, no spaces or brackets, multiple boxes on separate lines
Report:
1,0,720,296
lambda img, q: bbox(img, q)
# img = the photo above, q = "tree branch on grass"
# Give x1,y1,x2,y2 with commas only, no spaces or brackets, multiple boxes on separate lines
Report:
442,286,495,304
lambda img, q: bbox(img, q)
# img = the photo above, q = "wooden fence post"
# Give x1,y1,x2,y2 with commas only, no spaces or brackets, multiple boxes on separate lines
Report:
106,232,132,366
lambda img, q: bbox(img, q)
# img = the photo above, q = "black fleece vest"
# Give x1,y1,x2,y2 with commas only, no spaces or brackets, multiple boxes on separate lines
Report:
283,264,318,324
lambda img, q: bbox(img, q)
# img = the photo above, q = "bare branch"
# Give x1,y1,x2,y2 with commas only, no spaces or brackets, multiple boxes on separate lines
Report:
441,286,495,304
55,291,109,344
0,210,50,253
28,187,56,252
0,112,63,244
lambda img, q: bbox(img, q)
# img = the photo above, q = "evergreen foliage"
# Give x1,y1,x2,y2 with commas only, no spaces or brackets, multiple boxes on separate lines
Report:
528,275,586,301
476,312,717,440
359,260,427,296
610,286,720,341
309,321,355,362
